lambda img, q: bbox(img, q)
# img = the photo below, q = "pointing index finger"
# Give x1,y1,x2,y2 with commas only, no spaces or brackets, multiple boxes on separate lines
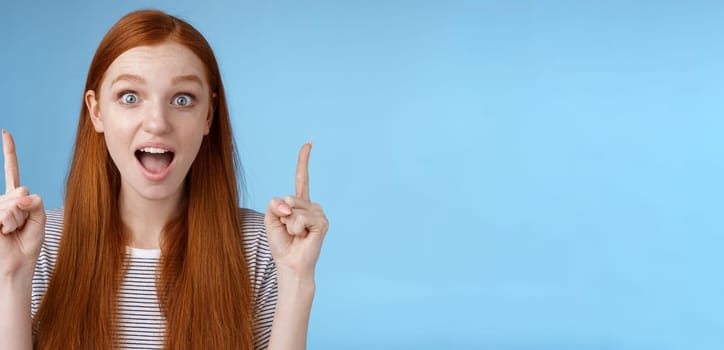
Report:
2,129,20,193
295,141,312,201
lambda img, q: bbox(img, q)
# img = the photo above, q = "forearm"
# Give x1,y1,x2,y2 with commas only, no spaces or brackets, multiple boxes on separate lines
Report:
267,266,315,350
0,267,34,350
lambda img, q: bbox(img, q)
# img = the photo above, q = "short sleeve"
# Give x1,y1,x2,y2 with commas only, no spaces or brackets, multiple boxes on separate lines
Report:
31,208,64,319
240,208,278,350
253,258,277,350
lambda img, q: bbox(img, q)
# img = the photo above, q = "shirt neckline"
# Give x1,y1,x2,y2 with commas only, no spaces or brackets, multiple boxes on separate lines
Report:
126,246,162,259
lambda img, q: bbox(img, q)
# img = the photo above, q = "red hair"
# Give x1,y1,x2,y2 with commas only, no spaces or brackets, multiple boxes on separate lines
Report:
33,10,254,349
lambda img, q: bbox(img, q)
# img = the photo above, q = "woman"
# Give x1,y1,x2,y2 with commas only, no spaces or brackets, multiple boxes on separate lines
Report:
0,9,328,350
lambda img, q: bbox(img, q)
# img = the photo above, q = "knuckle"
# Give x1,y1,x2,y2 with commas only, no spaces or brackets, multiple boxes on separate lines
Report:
294,225,306,235
2,218,15,230
17,186,29,196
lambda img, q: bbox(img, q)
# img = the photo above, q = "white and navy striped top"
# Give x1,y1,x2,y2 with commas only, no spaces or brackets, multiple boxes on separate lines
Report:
31,208,277,350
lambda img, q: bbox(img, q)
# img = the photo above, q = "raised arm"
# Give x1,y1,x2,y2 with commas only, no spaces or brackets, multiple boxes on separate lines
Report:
0,129,46,350
264,142,329,350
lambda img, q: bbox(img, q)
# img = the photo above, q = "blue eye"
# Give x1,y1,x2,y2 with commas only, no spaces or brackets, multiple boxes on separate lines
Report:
120,92,138,104
174,94,193,106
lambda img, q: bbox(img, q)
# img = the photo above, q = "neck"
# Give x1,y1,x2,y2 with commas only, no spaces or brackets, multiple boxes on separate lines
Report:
118,184,185,249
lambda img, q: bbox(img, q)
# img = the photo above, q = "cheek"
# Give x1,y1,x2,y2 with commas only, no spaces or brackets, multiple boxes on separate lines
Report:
183,123,208,152
176,118,210,161
103,128,131,165
98,107,134,163
99,102,133,129
180,109,212,136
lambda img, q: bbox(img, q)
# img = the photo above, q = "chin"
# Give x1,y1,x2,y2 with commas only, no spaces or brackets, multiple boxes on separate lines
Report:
126,180,186,203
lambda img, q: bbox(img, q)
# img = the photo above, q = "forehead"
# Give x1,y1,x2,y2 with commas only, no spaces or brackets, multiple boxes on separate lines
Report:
102,41,208,87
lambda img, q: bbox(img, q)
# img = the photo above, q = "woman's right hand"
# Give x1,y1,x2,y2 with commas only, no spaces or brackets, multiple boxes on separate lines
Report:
0,129,45,277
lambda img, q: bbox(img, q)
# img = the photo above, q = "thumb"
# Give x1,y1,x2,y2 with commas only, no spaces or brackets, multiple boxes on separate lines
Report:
17,194,45,224
265,197,292,225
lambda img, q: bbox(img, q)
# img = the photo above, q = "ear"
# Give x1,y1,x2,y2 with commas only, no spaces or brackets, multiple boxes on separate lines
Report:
204,92,216,135
85,90,104,133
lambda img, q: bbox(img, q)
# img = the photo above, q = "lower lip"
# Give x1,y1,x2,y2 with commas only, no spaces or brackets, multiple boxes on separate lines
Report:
136,155,175,182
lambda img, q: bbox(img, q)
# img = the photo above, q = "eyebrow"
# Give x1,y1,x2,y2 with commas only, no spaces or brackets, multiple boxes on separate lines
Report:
111,74,144,85
110,74,203,86
172,74,204,86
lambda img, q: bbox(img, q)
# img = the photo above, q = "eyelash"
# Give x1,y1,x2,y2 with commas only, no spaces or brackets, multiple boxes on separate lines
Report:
116,91,197,107
173,93,196,107
117,91,138,104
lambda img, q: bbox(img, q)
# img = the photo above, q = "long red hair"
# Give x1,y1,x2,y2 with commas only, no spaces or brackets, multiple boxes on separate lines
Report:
33,10,254,349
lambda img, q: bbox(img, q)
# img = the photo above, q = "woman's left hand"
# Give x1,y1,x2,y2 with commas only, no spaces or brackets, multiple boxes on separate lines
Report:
265,142,329,277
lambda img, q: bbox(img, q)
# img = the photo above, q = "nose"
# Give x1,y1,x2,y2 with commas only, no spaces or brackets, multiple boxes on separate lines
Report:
142,100,171,135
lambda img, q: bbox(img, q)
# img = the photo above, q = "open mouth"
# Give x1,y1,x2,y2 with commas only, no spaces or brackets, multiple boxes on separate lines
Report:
135,146,175,174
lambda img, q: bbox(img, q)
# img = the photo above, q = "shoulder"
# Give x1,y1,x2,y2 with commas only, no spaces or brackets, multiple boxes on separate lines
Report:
239,208,274,289
239,208,270,256
239,207,265,232
238,208,273,270
39,207,272,266
42,208,266,250
44,207,64,231
239,208,266,247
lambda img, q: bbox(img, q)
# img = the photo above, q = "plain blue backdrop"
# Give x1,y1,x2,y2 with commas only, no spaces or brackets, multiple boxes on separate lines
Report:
1,1,723,349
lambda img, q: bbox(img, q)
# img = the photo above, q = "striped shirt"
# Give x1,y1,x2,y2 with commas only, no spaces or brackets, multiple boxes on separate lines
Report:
31,208,277,349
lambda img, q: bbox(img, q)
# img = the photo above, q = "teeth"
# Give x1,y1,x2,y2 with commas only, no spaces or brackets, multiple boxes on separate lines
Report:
139,147,169,154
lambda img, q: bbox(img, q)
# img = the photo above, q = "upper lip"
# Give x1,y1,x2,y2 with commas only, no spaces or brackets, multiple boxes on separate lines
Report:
134,142,175,153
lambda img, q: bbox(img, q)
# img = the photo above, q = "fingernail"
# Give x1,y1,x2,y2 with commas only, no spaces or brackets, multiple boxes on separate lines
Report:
1,128,6,134
279,205,292,215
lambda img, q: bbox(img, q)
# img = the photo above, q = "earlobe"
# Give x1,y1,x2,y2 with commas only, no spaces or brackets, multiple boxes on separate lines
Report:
205,93,216,135
204,114,214,135
204,115,213,135
85,90,104,133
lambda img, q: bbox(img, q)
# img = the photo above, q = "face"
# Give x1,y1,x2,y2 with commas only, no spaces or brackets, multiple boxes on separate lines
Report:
85,40,213,204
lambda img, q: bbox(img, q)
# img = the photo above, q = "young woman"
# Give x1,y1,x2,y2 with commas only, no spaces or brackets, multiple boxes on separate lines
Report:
0,9,328,350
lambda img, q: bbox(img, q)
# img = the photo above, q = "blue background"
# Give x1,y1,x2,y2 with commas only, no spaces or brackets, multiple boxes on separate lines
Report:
1,1,723,349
